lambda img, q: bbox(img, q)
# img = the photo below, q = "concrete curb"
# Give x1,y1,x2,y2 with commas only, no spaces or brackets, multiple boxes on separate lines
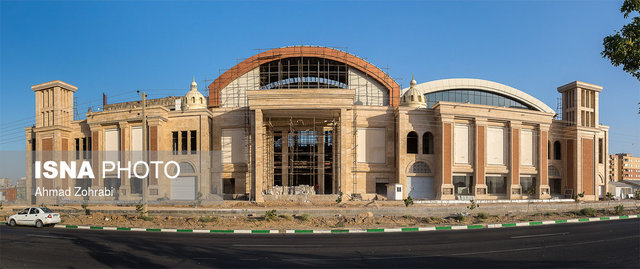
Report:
3,214,638,235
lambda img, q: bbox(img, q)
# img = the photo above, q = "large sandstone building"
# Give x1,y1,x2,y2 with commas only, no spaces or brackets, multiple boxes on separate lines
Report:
25,46,610,204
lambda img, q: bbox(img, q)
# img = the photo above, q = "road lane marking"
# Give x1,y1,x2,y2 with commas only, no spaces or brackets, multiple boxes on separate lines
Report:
510,232,569,239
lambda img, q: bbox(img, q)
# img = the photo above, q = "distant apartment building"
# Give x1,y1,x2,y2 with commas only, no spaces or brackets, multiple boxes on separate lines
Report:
0,178,12,188
609,153,640,181
16,177,27,201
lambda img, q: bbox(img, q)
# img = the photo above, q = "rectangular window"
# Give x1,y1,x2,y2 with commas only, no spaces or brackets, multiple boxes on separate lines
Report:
181,131,188,154
172,132,179,155
104,178,121,192
453,174,473,195
130,178,142,194
598,138,603,164
356,128,386,163
223,178,235,194
486,175,507,194
190,130,197,154
87,137,92,159
81,138,87,159
131,126,143,162
104,129,120,162
487,126,506,165
520,129,535,166
520,176,536,196
75,138,80,159
454,124,470,164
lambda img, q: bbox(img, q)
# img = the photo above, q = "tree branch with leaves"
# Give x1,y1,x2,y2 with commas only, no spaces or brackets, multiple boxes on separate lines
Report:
602,0,640,81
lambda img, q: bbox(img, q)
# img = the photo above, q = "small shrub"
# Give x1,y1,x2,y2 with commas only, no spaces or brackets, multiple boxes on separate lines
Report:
403,215,413,219
135,203,147,215
544,212,553,216
336,192,343,204
404,196,414,207
81,201,91,215
453,213,466,222
280,214,294,221
614,204,624,215
533,213,542,217
467,199,480,210
138,215,154,221
605,192,613,201
333,222,345,228
476,212,489,220
580,208,597,217
298,213,311,221
194,192,203,208
264,209,278,221
199,216,218,223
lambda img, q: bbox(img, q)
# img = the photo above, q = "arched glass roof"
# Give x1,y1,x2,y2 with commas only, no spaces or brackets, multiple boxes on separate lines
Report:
425,89,535,110
403,78,555,113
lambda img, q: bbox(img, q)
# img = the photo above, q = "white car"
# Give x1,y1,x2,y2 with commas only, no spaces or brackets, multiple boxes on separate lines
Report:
7,207,61,228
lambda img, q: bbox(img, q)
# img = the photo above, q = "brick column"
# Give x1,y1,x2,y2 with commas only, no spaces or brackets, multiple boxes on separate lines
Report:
440,116,454,200
474,118,487,198
509,121,521,199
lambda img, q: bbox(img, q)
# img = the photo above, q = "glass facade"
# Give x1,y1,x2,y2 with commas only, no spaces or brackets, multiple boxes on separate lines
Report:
259,57,348,90
424,89,534,110
486,175,507,194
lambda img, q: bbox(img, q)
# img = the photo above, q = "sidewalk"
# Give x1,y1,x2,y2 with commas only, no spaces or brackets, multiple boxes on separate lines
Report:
5,200,639,217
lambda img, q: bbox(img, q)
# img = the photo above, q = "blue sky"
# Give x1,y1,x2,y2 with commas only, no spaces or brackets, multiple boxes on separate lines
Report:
1,0,639,156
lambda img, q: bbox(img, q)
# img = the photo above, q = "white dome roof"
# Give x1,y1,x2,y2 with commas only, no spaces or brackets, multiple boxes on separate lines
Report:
183,77,207,110
400,75,426,108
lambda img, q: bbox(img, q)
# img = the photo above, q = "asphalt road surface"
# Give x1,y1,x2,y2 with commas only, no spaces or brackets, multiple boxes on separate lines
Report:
1,219,638,268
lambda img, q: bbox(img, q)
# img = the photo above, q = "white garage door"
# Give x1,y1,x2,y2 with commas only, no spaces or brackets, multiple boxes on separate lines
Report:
171,177,196,200
407,176,434,199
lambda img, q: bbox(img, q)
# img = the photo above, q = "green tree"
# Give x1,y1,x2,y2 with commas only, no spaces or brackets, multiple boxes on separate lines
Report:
602,0,640,81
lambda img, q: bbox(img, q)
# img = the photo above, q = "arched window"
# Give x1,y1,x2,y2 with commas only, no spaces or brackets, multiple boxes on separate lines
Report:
411,95,415,101
192,97,195,103
554,141,561,160
407,131,418,154
423,132,434,154
173,162,195,174
200,97,203,104
409,162,431,174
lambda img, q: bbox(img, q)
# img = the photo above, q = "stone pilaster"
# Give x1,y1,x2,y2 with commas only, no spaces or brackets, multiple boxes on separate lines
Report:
252,109,264,202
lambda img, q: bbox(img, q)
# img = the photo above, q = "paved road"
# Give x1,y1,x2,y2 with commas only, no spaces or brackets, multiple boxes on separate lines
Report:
1,219,638,268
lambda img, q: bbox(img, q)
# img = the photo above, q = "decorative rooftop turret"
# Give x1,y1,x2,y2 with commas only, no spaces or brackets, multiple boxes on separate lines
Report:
400,75,426,108
183,76,207,110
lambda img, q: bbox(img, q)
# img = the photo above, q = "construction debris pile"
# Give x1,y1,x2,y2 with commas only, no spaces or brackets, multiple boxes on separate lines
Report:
265,185,316,195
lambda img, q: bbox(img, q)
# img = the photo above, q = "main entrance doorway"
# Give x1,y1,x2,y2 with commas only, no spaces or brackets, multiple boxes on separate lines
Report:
263,112,339,194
